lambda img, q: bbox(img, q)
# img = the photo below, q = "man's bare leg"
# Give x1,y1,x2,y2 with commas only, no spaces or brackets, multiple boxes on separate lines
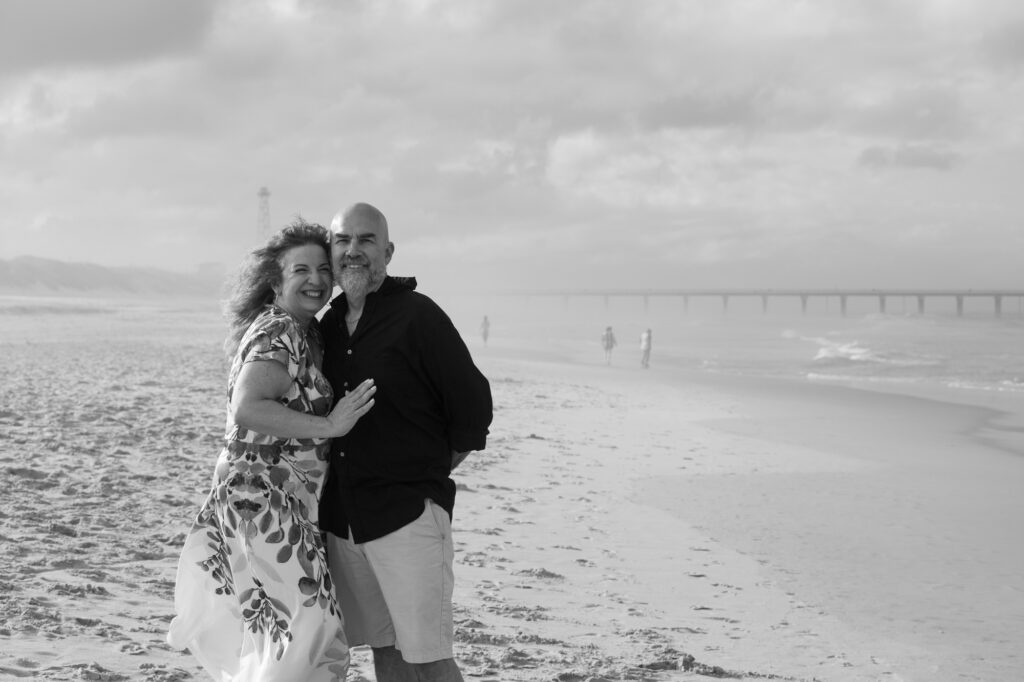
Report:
372,646,464,682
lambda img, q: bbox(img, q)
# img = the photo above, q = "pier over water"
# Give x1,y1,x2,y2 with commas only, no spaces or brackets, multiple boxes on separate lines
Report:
500,289,1024,317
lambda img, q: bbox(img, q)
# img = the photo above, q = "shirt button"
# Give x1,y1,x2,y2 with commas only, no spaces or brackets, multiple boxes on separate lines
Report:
346,349,353,355
343,381,349,388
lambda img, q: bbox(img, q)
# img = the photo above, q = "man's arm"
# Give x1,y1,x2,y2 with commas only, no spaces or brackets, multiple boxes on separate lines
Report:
451,449,471,470
419,302,493,454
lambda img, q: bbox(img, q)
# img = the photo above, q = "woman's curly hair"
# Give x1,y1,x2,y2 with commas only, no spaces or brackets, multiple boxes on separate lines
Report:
223,217,330,358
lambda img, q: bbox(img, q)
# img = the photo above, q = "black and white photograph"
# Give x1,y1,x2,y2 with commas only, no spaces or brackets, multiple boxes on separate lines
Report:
2,1,1023,680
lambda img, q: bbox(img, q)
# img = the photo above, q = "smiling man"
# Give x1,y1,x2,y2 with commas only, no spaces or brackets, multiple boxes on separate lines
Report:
318,202,492,682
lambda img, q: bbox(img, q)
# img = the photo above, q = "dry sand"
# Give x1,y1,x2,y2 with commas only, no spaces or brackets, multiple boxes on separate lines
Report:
1,301,1020,680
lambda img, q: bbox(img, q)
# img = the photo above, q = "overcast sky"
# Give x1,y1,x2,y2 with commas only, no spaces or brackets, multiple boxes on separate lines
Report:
1,0,1023,291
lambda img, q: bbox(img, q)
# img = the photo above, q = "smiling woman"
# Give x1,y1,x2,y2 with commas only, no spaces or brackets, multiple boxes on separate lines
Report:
166,218,376,682
222,219,332,359
273,243,332,328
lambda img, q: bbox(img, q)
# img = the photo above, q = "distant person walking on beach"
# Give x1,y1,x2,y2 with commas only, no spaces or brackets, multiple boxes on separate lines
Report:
319,202,492,682
601,325,617,365
480,315,490,346
640,328,652,368
167,219,376,681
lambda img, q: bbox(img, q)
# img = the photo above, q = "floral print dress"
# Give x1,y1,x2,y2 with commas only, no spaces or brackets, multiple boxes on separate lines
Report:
167,306,348,681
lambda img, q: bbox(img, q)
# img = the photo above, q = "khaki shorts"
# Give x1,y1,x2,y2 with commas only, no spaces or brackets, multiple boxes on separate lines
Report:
326,499,455,664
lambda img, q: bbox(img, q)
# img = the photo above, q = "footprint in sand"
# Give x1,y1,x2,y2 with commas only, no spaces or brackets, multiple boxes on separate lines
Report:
469,527,504,536
120,641,147,655
486,603,549,621
513,567,564,580
137,663,194,681
498,647,542,667
455,627,512,645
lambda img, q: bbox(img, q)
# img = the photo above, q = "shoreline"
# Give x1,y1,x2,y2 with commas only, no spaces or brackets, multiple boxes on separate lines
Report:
474,346,1024,680
481,335,1024,458
802,376,1024,459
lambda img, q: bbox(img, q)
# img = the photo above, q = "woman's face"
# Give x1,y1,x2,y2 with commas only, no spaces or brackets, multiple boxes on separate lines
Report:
274,243,332,324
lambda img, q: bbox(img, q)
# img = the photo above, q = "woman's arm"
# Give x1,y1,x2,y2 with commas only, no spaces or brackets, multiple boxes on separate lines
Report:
230,359,375,438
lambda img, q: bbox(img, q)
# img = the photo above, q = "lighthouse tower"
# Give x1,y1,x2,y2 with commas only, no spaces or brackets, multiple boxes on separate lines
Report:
256,186,271,239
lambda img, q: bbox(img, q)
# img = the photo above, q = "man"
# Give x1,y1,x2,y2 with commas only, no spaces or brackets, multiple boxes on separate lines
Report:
479,315,490,346
319,202,492,682
640,328,652,369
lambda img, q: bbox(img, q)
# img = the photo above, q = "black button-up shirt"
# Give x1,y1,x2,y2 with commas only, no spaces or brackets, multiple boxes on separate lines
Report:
318,276,492,543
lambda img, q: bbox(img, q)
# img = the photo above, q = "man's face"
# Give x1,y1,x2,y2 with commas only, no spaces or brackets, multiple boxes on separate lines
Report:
330,212,392,298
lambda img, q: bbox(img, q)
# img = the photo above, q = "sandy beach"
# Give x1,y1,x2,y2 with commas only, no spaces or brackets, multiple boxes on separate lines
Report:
1,298,1022,681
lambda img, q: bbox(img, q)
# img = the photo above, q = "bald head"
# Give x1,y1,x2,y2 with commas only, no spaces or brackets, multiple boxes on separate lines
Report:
331,202,389,243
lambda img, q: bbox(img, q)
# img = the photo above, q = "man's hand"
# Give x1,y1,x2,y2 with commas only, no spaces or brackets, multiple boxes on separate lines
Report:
451,450,471,470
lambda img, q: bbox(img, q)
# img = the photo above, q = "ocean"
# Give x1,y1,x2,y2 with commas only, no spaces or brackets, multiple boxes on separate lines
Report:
9,292,1023,404
451,292,1024,405
689,314,1024,396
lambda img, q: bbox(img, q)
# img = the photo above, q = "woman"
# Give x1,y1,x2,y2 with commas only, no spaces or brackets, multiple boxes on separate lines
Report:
167,219,374,681
601,325,617,365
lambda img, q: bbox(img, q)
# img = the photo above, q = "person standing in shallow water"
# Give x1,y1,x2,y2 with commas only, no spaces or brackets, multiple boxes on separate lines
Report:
319,202,492,682
601,325,617,365
167,219,376,681
480,315,490,346
640,328,652,369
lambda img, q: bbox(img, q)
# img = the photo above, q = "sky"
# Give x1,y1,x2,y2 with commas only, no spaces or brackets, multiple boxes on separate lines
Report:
1,0,1023,292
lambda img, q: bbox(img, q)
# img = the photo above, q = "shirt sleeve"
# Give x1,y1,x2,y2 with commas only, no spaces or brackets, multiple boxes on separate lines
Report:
240,316,299,378
417,303,493,453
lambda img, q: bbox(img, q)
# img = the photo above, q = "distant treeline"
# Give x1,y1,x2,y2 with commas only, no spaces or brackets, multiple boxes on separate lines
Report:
0,256,225,298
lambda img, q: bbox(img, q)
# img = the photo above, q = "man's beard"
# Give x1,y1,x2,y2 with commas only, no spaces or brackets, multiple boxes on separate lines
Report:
338,265,381,298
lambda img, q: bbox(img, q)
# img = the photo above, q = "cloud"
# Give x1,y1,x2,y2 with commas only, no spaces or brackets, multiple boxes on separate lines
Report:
981,19,1024,69
1,0,1023,292
67,76,217,140
843,87,972,141
546,130,678,209
858,143,962,171
0,0,215,76
638,91,771,131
